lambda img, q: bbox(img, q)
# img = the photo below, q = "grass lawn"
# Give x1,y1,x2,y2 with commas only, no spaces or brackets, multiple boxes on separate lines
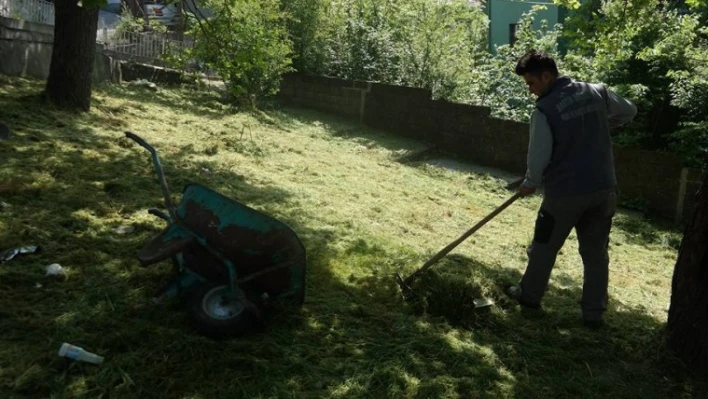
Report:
0,75,704,398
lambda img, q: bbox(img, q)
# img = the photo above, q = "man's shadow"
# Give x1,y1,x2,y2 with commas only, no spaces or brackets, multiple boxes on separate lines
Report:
383,253,704,398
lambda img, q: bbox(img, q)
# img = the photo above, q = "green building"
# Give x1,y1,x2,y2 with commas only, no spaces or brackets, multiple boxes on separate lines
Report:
485,0,569,53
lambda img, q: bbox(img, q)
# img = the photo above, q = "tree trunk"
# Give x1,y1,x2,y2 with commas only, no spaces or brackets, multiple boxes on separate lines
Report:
44,0,99,111
667,172,708,372
125,0,143,18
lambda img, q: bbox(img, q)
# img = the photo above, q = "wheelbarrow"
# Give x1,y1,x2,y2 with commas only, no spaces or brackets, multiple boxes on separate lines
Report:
124,132,307,339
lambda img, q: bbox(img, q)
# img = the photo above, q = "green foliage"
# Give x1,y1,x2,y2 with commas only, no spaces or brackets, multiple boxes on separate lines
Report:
280,2,574,122
323,0,402,82
685,0,708,8
669,122,708,167
114,12,143,33
561,0,708,165
551,0,582,9
637,14,708,166
396,0,489,101
282,0,488,101
281,0,329,74
666,38,708,167
115,12,169,34
466,7,562,121
190,0,293,104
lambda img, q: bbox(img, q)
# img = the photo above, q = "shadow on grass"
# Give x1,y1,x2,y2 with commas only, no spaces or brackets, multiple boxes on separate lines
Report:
93,82,234,121
612,210,684,249
266,105,430,158
354,253,707,398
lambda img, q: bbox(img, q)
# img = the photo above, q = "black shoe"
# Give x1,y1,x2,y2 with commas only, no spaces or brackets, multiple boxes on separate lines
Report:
583,318,605,330
504,285,541,310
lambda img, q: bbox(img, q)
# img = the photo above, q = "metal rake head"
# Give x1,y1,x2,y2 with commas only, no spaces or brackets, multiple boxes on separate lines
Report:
394,272,416,302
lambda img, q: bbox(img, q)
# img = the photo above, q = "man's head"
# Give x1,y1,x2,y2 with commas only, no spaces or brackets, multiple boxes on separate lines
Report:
515,50,559,97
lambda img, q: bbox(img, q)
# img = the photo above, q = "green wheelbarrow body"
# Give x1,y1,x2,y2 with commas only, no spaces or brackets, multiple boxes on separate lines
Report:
124,132,306,339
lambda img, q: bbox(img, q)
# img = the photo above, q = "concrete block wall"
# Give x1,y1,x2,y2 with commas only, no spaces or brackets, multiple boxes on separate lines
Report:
0,16,54,79
280,73,704,223
279,74,366,120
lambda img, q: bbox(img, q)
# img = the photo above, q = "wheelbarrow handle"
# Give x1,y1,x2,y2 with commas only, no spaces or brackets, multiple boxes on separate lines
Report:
125,131,155,154
125,131,177,220
404,192,522,285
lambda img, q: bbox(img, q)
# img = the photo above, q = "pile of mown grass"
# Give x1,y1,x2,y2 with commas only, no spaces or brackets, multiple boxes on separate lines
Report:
0,75,704,398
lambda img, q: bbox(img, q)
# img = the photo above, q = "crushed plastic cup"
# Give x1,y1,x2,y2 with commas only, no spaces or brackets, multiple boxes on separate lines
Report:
113,225,135,235
473,298,495,309
58,343,104,365
45,263,67,279
1,245,40,263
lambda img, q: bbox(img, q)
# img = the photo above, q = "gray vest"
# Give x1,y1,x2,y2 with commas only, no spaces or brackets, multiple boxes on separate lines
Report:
536,76,617,198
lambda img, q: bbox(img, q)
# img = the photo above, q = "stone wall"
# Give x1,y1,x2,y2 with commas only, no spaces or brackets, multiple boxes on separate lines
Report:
280,73,704,223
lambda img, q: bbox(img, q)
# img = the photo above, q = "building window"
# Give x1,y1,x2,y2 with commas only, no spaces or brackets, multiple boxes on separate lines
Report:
509,23,518,46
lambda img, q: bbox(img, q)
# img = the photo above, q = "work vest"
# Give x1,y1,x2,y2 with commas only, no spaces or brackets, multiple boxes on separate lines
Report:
535,76,617,197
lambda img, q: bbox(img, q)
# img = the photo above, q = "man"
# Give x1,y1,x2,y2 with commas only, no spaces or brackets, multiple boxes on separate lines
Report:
506,50,637,329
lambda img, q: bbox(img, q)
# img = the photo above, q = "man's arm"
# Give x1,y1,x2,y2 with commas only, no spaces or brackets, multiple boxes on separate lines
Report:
520,109,553,195
603,86,638,128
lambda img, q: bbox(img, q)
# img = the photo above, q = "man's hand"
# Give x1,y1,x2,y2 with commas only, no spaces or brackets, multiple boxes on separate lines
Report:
519,185,536,197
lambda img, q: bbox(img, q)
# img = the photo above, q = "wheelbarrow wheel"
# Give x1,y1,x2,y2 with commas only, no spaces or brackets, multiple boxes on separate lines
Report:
187,282,260,339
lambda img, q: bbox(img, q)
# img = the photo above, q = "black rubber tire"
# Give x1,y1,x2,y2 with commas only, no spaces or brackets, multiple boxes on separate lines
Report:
186,282,259,339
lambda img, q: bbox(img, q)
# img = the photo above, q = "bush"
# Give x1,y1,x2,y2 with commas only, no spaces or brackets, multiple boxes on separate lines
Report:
465,6,562,122
190,0,293,105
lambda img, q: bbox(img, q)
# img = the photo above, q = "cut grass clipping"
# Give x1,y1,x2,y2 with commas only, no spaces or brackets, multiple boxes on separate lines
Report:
0,75,705,399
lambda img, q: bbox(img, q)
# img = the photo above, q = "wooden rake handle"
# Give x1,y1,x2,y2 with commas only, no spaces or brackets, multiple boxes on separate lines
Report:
404,192,522,285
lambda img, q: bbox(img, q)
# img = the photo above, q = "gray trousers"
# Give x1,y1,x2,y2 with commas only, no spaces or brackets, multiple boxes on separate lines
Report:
519,189,617,321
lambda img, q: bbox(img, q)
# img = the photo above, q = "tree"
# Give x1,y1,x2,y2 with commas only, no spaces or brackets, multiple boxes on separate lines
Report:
281,0,327,74
667,171,708,372
44,0,102,111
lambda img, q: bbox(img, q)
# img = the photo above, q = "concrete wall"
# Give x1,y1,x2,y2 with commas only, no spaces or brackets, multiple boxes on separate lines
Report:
0,15,117,83
0,16,53,78
279,73,705,223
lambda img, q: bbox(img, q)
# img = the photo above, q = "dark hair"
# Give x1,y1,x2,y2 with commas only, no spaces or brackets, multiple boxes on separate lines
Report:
515,50,559,77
